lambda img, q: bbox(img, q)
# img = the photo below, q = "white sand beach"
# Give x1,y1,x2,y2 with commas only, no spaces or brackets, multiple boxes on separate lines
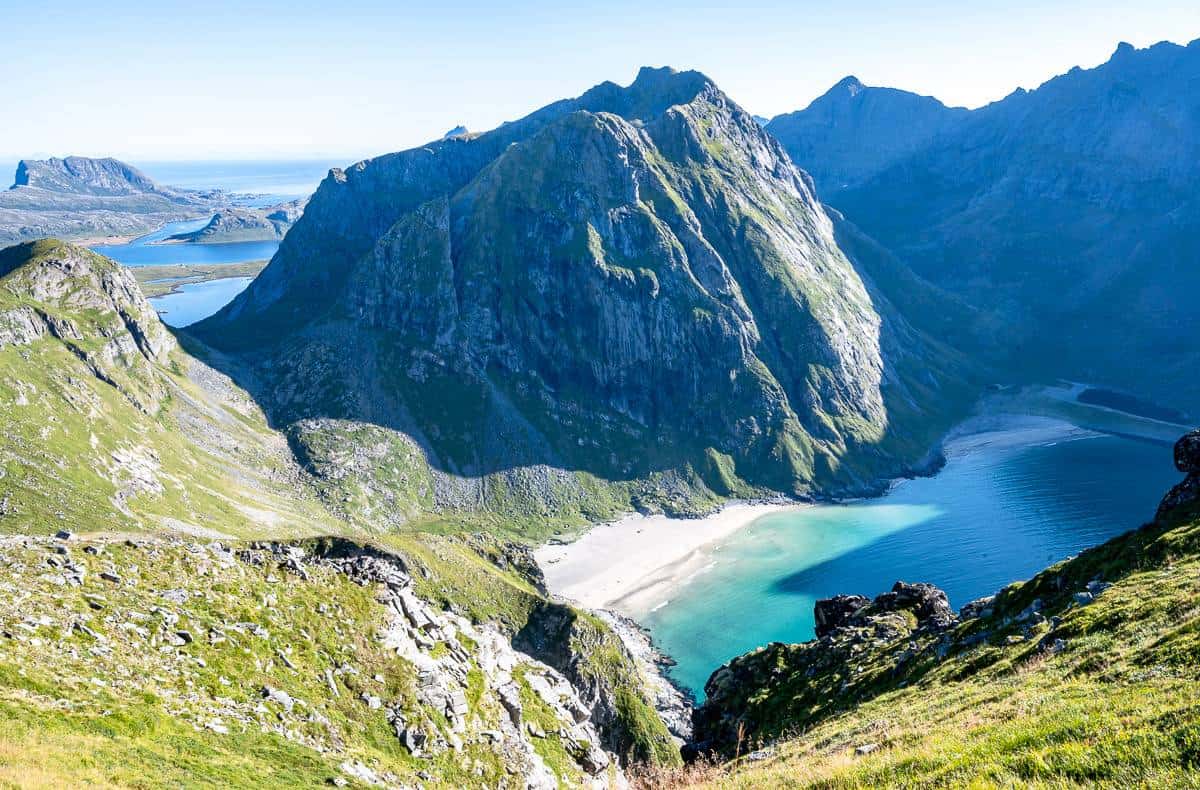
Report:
535,416,1108,618
534,502,799,614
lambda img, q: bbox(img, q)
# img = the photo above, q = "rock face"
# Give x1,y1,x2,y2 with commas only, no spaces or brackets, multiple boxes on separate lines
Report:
0,240,174,367
769,39,1200,412
191,67,971,521
766,76,968,194
167,198,307,243
1,157,228,245
693,578,961,756
291,540,620,785
14,157,174,198
813,593,869,638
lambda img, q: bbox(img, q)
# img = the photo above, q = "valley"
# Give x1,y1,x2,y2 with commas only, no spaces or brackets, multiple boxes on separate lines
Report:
1,28,1199,789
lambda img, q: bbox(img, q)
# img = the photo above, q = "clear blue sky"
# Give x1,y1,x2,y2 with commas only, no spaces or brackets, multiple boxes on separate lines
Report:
3,1,1197,161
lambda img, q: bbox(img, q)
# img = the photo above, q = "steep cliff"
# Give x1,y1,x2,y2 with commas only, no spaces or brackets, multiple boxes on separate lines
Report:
191,67,974,530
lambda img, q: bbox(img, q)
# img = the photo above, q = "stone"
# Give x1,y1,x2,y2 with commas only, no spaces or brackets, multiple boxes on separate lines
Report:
855,743,880,756
876,582,955,630
175,630,193,644
261,686,295,712
99,571,121,584
814,594,870,638
1174,429,1200,473
1072,592,1093,606
959,595,995,620
54,530,72,541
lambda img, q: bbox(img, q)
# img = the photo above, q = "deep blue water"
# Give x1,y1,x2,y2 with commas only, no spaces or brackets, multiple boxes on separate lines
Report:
151,276,252,328
637,428,1180,696
90,219,280,267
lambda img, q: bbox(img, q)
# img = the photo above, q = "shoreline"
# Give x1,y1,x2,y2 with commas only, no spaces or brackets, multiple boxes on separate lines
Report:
534,501,800,612
535,404,1179,622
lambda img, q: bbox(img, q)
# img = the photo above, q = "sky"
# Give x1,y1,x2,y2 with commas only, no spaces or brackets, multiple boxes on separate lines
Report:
3,0,1198,162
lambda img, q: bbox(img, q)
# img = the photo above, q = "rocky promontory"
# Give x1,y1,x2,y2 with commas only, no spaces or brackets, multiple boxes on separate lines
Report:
165,198,308,244
0,156,229,245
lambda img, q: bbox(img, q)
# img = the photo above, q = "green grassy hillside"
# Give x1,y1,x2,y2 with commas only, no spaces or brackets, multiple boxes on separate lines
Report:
0,240,679,786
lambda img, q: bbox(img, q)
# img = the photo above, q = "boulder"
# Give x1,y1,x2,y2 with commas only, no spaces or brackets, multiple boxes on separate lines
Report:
1175,429,1200,473
875,581,954,630
1157,430,1200,521
814,594,870,638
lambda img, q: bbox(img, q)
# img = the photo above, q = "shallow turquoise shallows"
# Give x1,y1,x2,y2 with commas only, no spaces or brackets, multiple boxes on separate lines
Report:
151,276,253,327
638,430,1179,697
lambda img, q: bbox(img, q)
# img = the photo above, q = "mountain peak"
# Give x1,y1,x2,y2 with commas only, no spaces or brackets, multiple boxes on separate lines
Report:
12,156,164,197
1113,40,1136,58
833,75,865,95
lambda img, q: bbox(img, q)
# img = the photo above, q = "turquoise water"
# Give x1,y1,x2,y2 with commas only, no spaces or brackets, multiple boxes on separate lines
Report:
638,430,1180,697
150,276,252,327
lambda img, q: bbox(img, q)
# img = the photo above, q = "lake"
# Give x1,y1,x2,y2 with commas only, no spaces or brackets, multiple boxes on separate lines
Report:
82,160,354,325
90,219,280,267
634,422,1180,696
151,277,253,328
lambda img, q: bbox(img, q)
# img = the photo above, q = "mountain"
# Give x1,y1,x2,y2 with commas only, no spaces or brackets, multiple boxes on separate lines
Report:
681,429,1200,785
766,76,968,193
768,39,1200,412
0,239,681,783
0,239,338,535
166,198,309,243
0,156,227,245
14,156,184,199
191,67,975,529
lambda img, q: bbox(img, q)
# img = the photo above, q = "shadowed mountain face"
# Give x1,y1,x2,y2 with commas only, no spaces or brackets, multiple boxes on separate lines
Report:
766,77,968,194
192,67,973,521
768,39,1200,413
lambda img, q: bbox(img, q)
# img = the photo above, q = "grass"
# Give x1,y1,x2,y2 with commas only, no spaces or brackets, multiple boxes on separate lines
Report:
130,261,268,298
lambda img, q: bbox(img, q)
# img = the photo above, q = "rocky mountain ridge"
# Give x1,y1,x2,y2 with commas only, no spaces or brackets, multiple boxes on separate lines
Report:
166,198,309,243
767,38,1200,413
0,238,682,785
190,67,975,531
765,76,968,194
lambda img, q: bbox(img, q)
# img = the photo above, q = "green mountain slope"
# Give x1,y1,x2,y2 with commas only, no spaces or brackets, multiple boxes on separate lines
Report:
0,239,681,785
675,429,1200,788
0,240,339,539
190,68,976,532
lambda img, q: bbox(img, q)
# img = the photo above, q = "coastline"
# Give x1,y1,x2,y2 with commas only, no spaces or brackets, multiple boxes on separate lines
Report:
535,402,1180,623
534,501,799,612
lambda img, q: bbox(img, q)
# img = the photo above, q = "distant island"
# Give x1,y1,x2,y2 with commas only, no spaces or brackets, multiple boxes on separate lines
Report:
0,156,307,246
